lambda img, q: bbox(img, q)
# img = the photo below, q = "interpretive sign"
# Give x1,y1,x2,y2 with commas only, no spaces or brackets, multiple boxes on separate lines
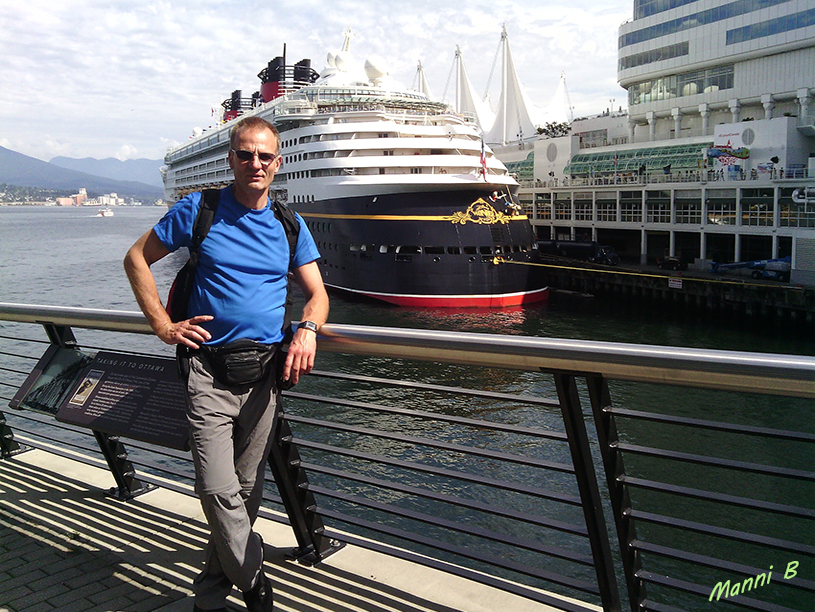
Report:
11,345,94,416
55,351,189,450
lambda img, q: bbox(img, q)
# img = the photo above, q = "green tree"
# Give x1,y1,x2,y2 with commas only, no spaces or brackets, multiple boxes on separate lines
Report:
536,122,571,138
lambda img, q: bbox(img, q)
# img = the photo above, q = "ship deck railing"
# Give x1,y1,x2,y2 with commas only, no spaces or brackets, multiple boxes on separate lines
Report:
1,302,813,612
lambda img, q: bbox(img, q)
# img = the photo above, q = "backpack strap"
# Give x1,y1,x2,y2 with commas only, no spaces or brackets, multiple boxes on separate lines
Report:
189,189,221,261
172,188,221,369
271,199,300,269
271,200,301,339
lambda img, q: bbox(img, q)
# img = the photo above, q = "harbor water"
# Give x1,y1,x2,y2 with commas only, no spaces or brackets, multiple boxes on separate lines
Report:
1,205,812,355
1,205,812,611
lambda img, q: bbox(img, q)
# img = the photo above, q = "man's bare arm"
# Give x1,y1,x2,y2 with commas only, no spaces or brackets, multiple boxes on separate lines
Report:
123,229,212,348
283,261,329,384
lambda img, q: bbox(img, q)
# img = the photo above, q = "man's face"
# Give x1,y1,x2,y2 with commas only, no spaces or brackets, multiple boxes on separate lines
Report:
229,127,282,197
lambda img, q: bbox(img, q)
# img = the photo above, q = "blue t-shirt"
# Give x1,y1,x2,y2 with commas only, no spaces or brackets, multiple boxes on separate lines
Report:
154,187,320,345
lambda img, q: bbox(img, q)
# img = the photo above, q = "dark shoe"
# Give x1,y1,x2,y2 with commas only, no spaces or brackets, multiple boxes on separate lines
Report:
243,573,273,612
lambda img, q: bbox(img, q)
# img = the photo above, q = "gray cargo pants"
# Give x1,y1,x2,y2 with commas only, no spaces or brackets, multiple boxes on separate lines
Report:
185,353,279,609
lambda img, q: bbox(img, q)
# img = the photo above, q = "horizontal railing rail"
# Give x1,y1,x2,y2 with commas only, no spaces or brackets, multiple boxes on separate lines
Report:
1,302,813,612
2,303,812,397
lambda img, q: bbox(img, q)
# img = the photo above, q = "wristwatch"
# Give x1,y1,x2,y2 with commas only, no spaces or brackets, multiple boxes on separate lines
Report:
298,320,319,333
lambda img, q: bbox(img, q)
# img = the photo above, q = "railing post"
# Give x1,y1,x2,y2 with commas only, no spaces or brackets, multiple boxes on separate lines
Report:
1,411,26,458
42,323,79,349
37,322,153,500
586,374,644,612
93,430,154,501
267,401,344,565
553,372,622,612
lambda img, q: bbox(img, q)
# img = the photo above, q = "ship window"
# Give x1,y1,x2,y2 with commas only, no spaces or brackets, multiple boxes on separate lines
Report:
425,246,445,255
396,245,421,254
463,246,478,254
380,245,396,253
447,247,461,254
479,246,493,255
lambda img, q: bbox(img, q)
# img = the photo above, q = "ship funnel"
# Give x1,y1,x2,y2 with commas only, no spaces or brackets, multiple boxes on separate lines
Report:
258,55,318,102
258,56,286,102
222,90,247,122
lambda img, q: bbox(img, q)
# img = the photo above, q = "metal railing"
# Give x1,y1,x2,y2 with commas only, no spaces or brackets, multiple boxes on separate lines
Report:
1,302,813,612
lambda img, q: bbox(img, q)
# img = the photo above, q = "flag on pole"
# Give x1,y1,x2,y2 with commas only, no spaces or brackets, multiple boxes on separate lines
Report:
480,137,487,179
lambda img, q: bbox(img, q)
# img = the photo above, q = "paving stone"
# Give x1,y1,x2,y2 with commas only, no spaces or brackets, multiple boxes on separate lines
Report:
2,568,47,589
6,582,70,609
86,581,138,605
48,579,108,606
0,553,29,574
2,583,33,604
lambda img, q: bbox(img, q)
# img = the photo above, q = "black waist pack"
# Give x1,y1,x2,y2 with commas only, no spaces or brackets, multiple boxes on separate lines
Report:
200,339,278,387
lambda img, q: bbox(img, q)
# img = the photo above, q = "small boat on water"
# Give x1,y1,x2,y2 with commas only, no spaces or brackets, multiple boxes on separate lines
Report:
161,29,547,308
96,207,114,217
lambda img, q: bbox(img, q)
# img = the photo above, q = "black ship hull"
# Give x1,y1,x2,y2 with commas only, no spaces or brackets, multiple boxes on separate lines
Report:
295,188,548,307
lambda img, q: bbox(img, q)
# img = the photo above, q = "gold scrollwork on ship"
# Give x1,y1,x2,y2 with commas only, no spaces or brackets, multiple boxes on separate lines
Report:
446,199,513,225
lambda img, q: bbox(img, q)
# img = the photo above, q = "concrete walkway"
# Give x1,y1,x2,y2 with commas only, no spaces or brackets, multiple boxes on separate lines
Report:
1,445,591,612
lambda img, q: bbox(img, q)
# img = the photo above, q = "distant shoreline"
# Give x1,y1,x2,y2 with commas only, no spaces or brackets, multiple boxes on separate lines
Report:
0,202,165,207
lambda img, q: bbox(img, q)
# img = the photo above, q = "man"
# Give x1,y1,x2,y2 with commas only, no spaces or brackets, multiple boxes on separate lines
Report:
124,116,328,612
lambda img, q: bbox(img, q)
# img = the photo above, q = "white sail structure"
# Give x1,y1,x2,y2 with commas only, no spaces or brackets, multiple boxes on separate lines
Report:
412,60,435,99
541,72,574,125
484,25,540,146
454,46,495,133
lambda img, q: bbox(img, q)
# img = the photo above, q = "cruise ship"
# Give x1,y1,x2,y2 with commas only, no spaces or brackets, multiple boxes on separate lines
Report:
492,0,815,286
161,30,547,308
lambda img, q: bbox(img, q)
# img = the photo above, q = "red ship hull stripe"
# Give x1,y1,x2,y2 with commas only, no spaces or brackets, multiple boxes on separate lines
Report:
327,285,549,308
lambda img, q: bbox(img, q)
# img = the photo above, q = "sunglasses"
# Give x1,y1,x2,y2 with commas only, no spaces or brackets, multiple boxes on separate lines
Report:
231,148,278,165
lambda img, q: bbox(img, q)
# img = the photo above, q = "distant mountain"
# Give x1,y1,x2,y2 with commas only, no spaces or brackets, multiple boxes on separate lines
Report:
0,146,163,201
50,156,164,188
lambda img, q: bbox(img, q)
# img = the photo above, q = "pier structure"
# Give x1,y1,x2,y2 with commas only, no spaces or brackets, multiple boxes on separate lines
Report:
1,303,813,612
491,0,815,284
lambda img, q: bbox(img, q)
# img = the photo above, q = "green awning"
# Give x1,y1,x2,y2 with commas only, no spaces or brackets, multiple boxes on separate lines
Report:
564,143,712,176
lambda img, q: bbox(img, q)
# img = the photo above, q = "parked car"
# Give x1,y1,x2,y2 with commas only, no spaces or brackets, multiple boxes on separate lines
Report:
537,240,620,265
657,256,688,271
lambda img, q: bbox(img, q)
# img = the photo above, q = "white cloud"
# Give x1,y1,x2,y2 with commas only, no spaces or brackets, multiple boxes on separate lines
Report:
1,0,630,160
115,144,139,161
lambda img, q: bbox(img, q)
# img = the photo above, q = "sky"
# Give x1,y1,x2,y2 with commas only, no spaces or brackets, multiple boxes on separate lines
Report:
0,0,631,163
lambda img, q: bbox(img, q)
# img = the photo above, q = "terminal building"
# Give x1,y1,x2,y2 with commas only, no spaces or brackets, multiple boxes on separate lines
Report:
493,0,815,285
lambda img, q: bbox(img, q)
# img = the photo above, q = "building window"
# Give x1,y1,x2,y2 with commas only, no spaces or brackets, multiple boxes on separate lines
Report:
675,201,701,224
647,203,671,223
621,202,642,223
596,201,617,222
619,41,689,70
634,0,700,19
727,9,815,45
619,0,795,48
575,201,593,221
780,189,815,228
741,188,775,227
707,201,736,225
554,201,571,220
628,65,734,106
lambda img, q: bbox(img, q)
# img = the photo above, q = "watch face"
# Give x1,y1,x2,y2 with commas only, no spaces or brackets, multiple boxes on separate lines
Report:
299,321,318,332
